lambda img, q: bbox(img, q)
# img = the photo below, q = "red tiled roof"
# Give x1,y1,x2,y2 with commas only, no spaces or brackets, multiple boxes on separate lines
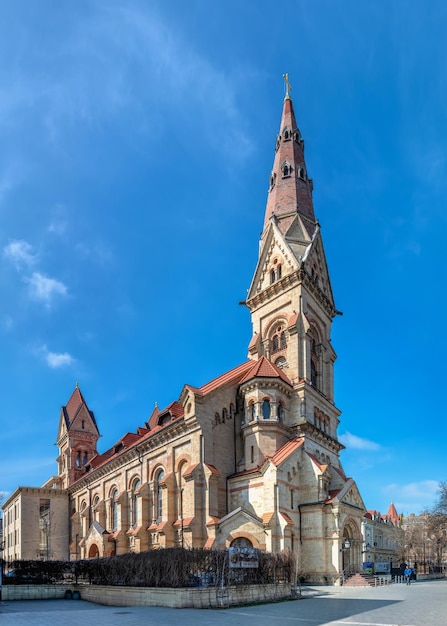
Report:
269,437,304,467
125,525,142,536
173,516,194,527
63,384,99,432
248,333,258,349
65,385,86,421
387,502,400,524
206,516,220,526
204,463,220,476
280,512,294,525
288,312,298,328
147,401,184,430
239,355,292,386
203,537,215,549
263,512,274,525
195,361,254,396
182,463,199,478
229,465,262,479
325,489,341,503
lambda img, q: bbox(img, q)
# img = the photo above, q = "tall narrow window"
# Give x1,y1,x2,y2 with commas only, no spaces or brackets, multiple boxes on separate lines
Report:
262,399,271,419
132,479,141,526
277,402,284,421
311,360,318,387
110,489,119,531
155,469,165,521
249,402,255,421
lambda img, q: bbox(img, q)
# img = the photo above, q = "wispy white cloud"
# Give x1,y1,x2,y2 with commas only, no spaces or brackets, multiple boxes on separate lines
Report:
339,431,381,451
383,480,439,514
25,271,68,304
40,344,75,369
3,239,38,269
0,5,253,163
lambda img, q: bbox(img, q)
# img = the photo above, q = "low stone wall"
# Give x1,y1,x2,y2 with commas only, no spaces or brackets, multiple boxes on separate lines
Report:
2,582,293,607
2,585,68,601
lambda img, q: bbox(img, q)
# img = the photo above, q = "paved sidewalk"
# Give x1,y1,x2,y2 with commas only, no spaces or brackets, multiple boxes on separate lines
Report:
1,579,446,625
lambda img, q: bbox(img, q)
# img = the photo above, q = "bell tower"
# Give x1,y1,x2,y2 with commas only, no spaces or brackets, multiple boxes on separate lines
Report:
56,384,100,488
245,76,342,457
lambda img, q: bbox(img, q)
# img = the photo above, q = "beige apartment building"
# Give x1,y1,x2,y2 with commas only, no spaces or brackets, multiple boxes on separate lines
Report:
3,82,372,582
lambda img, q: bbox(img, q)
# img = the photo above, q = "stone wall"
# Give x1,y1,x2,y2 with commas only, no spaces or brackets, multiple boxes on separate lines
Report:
2,582,292,607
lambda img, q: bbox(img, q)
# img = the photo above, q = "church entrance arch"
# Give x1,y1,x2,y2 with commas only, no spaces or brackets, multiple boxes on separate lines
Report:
88,543,99,559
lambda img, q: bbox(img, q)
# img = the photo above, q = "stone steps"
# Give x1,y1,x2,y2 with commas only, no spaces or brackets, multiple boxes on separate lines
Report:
344,573,379,587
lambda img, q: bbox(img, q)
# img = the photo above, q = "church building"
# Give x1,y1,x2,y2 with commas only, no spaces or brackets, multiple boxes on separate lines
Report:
3,80,368,583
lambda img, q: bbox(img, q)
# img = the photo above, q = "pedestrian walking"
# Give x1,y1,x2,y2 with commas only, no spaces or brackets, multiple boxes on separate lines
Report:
404,565,413,585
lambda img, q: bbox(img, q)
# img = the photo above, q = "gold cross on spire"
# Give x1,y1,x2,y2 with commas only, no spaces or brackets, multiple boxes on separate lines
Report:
283,73,292,98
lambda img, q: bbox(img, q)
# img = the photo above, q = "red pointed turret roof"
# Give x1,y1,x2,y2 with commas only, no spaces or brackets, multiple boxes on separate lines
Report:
62,383,99,432
239,355,292,386
387,502,400,524
263,87,316,238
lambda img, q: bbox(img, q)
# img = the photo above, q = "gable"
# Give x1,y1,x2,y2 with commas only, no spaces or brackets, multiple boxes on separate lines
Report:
328,478,366,511
301,228,336,310
247,221,300,300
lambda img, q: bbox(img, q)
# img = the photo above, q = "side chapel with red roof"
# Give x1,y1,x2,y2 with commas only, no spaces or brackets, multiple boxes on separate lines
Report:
4,79,372,582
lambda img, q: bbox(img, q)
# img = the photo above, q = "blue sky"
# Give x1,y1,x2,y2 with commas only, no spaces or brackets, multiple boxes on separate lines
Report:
1,1,446,517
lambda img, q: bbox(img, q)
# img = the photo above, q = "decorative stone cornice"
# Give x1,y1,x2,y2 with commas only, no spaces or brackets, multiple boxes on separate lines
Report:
291,421,344,452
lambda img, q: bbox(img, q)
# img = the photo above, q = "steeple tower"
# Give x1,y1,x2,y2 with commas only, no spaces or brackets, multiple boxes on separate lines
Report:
246,76,339,441
56,384,100,488
264,75,316,239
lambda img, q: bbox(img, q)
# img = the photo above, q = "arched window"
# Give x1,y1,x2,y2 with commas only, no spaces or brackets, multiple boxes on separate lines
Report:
76,451,81,468
270,324,286,353
277,402,284,421
283,127,291,141
83,452,88,465
155,469,165,521
110,489,119,531
275,356,287,369
222,408,227,423
249,402,255,421
277,264,282,280
270,269,276,284
229,403,235,419
262,399,271,420
131,478,141,527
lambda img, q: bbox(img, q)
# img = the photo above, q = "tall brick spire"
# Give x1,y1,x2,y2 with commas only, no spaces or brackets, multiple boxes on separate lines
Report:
264,79,316,238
